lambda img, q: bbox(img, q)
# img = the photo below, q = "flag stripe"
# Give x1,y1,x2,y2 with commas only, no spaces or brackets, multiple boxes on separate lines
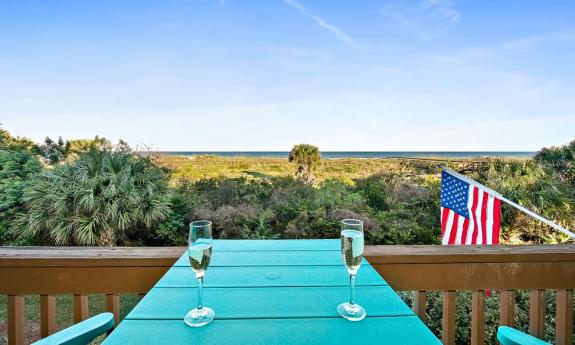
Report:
492,198,501,244
443,211,455,245
441,207,449,237
474,190,484,245
486,195,495,245
466,186,478,245
480,192,488,245
454,213,465,244
449,213,460,245
461,218,469,244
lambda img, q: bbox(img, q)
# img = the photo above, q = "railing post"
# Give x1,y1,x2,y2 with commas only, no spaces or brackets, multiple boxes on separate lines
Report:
442,291,456,345
40,295,57,338
106,294,120,326
471,290,485,345
529,290,546,339
73,294,89,323
413,291,426,322
8,295,25,345
499,290,515,327
555,289,573,345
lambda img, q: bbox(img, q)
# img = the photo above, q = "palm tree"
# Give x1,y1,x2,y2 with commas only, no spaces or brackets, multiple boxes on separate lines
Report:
288,144,321,184
18,149,171,246
67,136,113,157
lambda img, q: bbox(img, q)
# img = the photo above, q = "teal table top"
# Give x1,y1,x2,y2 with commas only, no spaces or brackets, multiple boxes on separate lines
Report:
103,239,441,345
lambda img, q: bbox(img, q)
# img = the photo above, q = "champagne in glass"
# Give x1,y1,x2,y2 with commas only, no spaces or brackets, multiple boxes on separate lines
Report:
184,220,215,327
188,240,212,276
337,219,366,321
341,228,364,275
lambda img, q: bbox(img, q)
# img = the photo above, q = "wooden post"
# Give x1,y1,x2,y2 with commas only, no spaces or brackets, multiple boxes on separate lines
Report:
555,289,573,345
73,294,89,323
471,290,485,345
499,290,515,327
442,291,456,345
40,295,57,338
8,295,25,345
529,290,546,338
413,291,426,322
106,294,120,326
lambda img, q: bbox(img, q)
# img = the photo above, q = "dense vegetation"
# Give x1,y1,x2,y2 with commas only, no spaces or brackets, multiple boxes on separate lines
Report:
154,172,440,246
1,126,573,344
19,150,171,246
0,147,41,245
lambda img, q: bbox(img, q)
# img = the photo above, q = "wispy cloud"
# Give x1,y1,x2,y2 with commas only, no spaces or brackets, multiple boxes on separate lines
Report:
281,0,363,51
431,29,575,66
380,0,461,40
498,31,575,50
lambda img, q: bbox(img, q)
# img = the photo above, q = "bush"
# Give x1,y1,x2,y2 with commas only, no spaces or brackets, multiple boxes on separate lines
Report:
0,148,42,244
157,174,440,245
17,150,171,246
535,139,575,186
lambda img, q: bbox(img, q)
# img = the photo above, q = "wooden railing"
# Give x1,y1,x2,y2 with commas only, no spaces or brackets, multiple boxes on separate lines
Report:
364,244,575,345
0,247,183,345
1,245,574,345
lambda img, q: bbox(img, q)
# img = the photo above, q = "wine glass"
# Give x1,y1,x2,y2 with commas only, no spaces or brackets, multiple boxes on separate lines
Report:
337,219,367,321
184,220,215,327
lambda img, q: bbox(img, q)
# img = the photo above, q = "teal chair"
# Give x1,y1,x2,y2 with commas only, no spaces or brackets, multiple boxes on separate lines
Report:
497,326,550,345
32,313,115,345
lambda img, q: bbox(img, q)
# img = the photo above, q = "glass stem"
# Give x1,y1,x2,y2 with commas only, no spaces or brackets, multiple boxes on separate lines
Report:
349,274,356,305
197,276,204,310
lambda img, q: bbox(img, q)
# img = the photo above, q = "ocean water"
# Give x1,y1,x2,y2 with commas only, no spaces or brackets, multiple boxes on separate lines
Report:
157,151,535,159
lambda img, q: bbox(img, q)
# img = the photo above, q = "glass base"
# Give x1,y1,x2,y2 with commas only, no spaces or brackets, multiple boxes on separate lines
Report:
337,302,366,321
184,307,215,327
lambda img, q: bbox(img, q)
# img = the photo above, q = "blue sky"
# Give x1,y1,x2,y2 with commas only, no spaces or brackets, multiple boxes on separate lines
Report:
1,0,574,151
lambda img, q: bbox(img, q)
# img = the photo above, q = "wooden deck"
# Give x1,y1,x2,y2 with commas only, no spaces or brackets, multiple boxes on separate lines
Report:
1,242,574,344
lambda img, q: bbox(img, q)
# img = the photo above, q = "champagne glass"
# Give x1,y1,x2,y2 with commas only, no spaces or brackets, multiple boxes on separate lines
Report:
184,220,215,327
337,219,367,321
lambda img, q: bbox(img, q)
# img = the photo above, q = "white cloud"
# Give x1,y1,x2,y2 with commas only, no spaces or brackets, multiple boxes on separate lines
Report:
380,0,461,40
281,0,363,51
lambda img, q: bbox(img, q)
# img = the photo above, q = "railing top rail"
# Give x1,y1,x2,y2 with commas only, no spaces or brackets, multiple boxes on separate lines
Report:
364,244,575,264
0,246,186,267
1,244,574,267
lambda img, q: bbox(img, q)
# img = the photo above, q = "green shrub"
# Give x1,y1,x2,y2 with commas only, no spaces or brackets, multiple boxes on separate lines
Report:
157,174,439,245
535,140,575,186
17,150,171,246
0,148,42,244
473,159,575,243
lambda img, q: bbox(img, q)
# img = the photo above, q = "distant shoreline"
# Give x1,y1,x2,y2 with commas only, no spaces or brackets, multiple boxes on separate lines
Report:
153,151,535,159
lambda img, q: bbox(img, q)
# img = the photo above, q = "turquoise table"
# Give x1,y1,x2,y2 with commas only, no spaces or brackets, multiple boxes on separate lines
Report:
103,240,441,344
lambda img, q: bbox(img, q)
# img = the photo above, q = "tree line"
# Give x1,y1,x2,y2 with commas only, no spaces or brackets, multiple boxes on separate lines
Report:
1,126,574,247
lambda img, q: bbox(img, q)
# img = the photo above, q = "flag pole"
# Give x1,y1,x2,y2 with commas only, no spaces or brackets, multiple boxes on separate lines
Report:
497,195,575,239
442,167,575,239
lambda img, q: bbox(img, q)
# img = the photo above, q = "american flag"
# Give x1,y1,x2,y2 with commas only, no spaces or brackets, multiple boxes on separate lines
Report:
441,169,501,245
